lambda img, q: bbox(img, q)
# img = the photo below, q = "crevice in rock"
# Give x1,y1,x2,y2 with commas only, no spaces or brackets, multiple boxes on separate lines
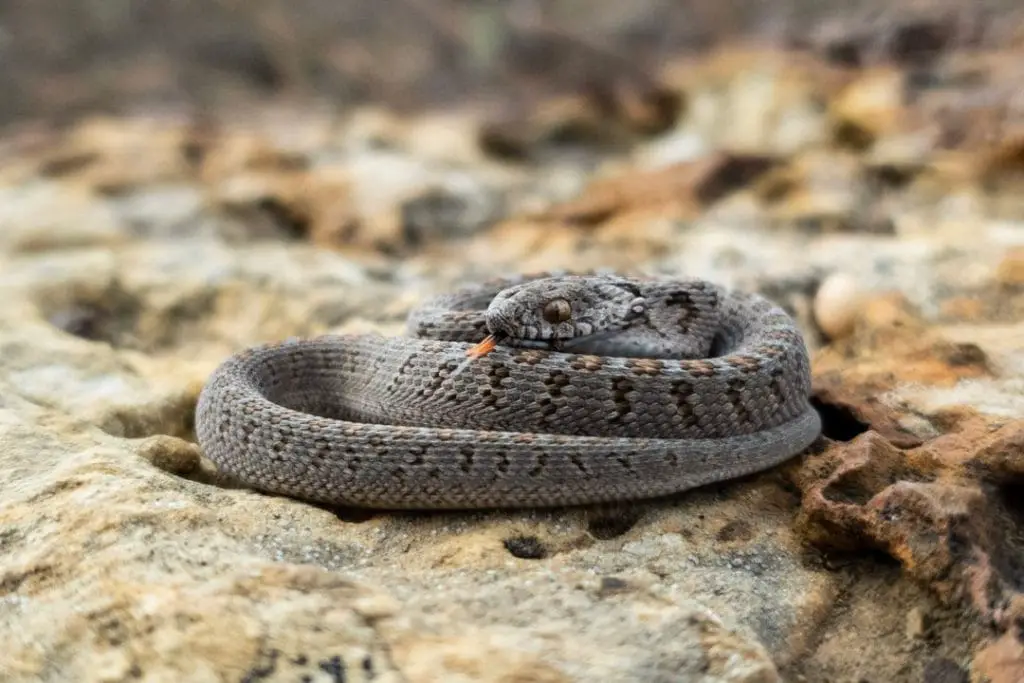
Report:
991,481,1024,593
586,509,642,540
41,279,222,354
503,535,548,559
833,119,876,151
254,197,309,240
864,162,922,190
327,507,379,524
693,153,780,205
822,462,933,507
999,478,1024,524
836,547,904,576
810,395,871,442
45,280,144,348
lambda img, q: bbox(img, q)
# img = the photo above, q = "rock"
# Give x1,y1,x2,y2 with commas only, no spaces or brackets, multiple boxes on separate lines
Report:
830,67,907,151
796,417,1024,665
2,39,1024,682
659,48,847,154
0,238,814,683
922,658,970,683
814,272,868,340
996,246,1024,286
0,183,128,253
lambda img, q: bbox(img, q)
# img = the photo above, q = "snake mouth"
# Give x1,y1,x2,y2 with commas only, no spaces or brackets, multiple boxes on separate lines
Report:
467,332,570,357
467,330,623,358
466,332,507,358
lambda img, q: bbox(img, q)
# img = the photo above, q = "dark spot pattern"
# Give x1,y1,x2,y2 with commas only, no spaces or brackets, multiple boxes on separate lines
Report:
726,378,752,425
459,445,474,473
665,289,695,333
528,452,549,478
768,366,788,410
610,378,635,422
539,370,571,421
480,363,510,407
496,450,511,474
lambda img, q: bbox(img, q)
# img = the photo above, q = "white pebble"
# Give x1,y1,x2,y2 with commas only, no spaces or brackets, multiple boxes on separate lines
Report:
814,272,867,339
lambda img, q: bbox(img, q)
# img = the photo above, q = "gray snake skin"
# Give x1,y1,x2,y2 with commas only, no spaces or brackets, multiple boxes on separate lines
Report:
195,273,821,509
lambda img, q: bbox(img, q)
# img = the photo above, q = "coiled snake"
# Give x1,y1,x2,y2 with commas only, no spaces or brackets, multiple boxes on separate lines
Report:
195,273,821,509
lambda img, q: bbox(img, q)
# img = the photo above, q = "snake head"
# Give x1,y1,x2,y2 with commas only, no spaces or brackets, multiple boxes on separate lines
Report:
467,276,647,356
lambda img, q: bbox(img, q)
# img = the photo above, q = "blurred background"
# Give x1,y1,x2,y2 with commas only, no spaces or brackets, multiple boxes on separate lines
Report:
2,0,1022,127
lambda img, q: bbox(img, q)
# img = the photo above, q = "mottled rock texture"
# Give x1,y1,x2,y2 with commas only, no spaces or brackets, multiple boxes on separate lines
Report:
1,33,1023,683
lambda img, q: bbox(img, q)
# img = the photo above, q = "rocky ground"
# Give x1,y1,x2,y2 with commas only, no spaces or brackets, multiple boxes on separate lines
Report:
0,16,1023,683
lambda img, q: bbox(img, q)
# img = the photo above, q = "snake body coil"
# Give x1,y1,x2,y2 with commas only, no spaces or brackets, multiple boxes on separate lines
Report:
195,274,821,509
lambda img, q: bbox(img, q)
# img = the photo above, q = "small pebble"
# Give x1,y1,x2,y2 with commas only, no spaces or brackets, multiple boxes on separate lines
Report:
814,271,867,340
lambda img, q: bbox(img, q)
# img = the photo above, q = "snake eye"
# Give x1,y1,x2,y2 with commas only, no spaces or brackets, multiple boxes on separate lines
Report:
542,298,572,324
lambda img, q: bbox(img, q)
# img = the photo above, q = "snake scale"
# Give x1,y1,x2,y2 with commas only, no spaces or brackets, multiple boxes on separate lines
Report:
195,273,822,509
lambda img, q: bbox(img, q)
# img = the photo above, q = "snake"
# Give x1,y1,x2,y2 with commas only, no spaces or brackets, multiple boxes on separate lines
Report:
194,273,822,510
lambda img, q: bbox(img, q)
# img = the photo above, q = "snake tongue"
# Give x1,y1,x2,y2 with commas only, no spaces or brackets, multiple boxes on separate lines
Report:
466,334,499,358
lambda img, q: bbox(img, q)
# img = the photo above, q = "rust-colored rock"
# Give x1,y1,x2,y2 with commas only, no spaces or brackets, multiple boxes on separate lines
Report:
795,414,1024,679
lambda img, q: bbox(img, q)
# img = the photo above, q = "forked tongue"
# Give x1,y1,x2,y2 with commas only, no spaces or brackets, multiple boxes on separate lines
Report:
466,334,498,358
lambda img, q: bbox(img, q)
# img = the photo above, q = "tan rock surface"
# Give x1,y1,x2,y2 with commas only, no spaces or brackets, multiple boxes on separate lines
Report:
1,38,1024,683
